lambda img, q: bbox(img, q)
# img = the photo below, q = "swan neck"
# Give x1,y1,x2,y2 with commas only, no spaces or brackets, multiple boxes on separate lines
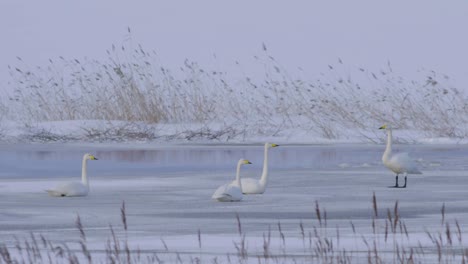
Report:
383,129,392,162
260,144,269,186
236,160,242,190
82,156,89,187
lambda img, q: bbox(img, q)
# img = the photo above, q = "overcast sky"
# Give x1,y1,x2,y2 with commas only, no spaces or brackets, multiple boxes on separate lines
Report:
1,1,467,88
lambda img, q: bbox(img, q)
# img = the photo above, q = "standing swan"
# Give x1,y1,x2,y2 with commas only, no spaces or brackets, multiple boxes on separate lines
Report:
212,159,252,202
379,124,421,188
233,143,279,194
46,153,98,197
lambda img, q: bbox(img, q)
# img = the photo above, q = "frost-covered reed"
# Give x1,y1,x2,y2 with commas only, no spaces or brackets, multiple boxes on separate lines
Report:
2,39,467,142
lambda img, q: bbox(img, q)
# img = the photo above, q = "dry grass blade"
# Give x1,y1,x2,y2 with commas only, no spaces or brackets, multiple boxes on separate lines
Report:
161,239,169,252
315,200,322,227
387,209,394,233
446,223,452,246
393,201,399,232
384,221,389,243
372,192,378,217
235,213,242,235
441,203,446,226
0,245,12,264
75,214,86,241
277,222,285,246
455,220,463,244
299,221,305,241
197,229,202,249
121,200,128,231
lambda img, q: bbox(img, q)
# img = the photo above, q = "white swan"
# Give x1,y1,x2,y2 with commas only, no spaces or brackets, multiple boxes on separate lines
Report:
46,153,98,197
379,124,422,188
212,159,252,202
233,143,279,194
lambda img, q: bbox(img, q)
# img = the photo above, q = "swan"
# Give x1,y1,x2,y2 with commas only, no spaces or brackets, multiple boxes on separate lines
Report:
212,159,252,202
46,153,98,197
379,124,422,188
232,143,279,194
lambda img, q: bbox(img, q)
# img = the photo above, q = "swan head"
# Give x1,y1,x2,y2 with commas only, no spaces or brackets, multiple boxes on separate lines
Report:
266,143,280,148
84,153,99,160
239,159,252,165
379,124,390,130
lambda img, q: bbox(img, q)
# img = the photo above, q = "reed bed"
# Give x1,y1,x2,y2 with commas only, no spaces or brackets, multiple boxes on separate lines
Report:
2,41,467,142
1,195,467,264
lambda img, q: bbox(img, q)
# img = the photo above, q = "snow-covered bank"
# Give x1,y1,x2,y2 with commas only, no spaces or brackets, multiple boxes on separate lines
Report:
0,119,466,145
2,44,467,145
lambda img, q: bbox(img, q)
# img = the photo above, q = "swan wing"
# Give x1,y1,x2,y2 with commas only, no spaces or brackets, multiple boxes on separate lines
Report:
390,153,422,174
47,182,88,197
212,183,230,199
230,178,266,194
240,178,264,194
46,189,66,197
212,183,242,202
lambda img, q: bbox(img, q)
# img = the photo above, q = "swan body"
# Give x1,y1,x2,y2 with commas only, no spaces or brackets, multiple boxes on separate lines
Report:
379,124,421,188
212,183,243,202
212,159,251,202
232,143,279,194
46,153,98,197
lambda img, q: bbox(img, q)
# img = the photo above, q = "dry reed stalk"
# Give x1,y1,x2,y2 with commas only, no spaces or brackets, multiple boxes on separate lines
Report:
121,201,128,231
441,203,446,226
315,201,322,227
372,192,378,218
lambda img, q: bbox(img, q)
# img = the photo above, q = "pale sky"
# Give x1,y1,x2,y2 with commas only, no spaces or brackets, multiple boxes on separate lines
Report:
1,1,467,88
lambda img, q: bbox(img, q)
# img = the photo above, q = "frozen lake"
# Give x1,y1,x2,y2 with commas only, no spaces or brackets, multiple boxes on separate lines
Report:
0,143,467,263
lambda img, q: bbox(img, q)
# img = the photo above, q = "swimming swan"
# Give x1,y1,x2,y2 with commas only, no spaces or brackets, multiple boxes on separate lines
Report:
233,143,279,194
212,159,252,202
46,153,98,197
379,124,421,188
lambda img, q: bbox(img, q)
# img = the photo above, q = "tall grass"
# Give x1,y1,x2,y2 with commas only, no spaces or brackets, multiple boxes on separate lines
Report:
1,197,467,264
4,40,468,142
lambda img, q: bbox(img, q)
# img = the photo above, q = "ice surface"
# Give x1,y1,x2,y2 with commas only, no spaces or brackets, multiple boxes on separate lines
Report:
0,143,467,262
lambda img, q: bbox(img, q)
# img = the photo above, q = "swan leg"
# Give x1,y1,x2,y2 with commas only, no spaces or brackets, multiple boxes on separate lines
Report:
402,174,407,188
389,174,399,188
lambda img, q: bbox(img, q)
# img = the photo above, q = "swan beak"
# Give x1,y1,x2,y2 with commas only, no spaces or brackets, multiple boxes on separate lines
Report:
379,125,387,130
272,144,279,147
247,161,252,164
90,156,98,160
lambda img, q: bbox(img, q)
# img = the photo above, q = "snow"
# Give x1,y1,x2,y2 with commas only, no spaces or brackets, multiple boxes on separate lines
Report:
1,119,468,145
0,143,467,262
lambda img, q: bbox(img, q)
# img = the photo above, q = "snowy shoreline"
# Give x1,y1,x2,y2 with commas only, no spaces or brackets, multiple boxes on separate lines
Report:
0,119,466,145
